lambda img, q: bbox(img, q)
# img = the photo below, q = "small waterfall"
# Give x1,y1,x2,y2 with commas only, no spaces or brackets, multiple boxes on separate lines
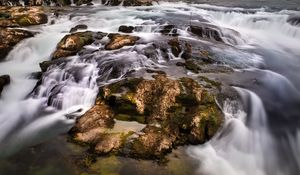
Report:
187,87,300,175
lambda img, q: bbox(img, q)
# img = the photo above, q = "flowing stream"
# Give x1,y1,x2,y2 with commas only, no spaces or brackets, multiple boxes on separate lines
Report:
0,1,300,174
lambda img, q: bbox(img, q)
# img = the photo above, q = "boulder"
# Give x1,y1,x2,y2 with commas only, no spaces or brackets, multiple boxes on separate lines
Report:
70,74,223,159
52,31,94,59
105,34,139,50
118,25,134,33
69,24,88,33
102,0,153,6
0,28,34,60
189,25,223,42
0,7,48,27
0,75,10,96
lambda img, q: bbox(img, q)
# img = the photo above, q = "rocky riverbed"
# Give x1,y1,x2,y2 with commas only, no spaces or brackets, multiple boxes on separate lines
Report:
1,1,300,175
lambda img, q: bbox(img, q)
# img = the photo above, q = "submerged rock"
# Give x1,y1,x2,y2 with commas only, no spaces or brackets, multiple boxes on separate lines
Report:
0,28,34,60
105,34,139,50
0,75,10,96
52,31,94,59
70,74,223,159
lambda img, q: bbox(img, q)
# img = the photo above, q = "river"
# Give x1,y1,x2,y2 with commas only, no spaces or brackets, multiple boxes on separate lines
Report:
0,0,300,174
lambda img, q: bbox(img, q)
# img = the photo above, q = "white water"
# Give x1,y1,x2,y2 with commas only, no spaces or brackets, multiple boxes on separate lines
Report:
0,1,300,174
187,88,276,175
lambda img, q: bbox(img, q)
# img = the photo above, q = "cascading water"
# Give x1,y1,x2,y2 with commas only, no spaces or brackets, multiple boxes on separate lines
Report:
0,1,300,174
187,88,279,175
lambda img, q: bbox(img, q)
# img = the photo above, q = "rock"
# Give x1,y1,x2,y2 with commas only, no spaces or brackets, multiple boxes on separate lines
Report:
15,13,48,26
118,25,134,33
39,59,67,72
69,24,88,33
159,25,178,36
0,7,48,27
94,133,123,154
105,34,139,50
70,74,223,159
287,15,300,26
52,31,94,59
168,38,192,59
74,0,93,6
0,0,21,6
102,0,153,6
189,25,223,42
0,19,19,27
185,59,201,73
168,38,181,57
0,75,10,96
0,28,35,60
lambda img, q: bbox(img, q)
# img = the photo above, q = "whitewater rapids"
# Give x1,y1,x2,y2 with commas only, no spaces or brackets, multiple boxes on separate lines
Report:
0,1,300,175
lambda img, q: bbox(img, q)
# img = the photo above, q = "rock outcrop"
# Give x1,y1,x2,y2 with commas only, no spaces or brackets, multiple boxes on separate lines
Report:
70,74,223,159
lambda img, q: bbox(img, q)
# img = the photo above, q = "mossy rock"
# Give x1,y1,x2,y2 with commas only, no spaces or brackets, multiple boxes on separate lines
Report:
70,74,223,159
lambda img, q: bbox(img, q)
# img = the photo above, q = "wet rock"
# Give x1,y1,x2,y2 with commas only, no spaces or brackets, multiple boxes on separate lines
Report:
287,15,300,26
118,25,134,33
168,38,192,59
0,28,34,60
0,7,48,27
189,25,223,42
15,13,48,26
70,74,223,159
0,12,11,19
75,0,93,6
105,34,139,50
52,31,94,59
168,38,181,57
159,25,178,36
0,19,19,27
69,24,88,33
0,75,10,96
39,58,67,72
0,0,21,6
102,0,153,6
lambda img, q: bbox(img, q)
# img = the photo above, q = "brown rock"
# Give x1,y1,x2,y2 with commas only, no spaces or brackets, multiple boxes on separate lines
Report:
0,28,34,60
70,74,223,159
189,25,223,42
105,34,139,50
52,31,94,59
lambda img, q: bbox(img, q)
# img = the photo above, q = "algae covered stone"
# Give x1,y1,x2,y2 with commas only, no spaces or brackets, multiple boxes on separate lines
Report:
70,74,223,159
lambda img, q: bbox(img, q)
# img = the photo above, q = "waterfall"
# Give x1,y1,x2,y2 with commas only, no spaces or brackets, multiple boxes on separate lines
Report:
187,86,300,175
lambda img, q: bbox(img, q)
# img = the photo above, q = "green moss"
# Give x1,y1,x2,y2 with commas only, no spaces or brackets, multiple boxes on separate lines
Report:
175,94,199,106
16,15,32,26
115,114,145,124
185,59,201,73
0,13,10,19
90,156,121,175
198,76,222,90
